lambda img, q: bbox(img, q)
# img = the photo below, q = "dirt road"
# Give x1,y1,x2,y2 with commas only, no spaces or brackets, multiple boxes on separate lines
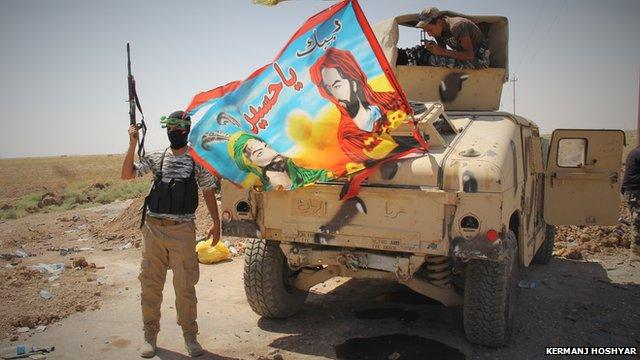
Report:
1,202,639,359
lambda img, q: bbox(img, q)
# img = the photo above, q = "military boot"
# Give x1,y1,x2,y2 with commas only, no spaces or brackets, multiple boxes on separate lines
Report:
184,333,204,357
139,331,157,358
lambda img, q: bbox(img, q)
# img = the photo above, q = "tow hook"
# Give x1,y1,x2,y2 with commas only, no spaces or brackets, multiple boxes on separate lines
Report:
395,257,411,280
336,251,360,272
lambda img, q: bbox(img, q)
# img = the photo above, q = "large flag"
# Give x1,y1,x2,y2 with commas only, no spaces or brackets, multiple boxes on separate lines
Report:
186,0,423,193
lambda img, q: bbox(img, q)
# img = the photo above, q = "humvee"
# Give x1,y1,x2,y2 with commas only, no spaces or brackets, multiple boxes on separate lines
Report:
219,11,624,347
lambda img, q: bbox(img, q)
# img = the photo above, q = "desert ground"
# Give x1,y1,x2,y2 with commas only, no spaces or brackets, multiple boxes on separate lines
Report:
0,153,639,360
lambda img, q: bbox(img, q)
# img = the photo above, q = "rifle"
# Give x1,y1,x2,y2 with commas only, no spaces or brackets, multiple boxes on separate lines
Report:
127,42,147,157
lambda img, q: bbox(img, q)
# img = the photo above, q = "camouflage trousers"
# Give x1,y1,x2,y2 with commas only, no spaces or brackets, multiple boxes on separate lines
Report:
428,45,491,70
623,190,640,248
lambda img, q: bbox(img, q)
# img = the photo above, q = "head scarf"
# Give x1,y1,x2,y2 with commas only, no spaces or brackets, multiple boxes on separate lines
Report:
227,132,270,187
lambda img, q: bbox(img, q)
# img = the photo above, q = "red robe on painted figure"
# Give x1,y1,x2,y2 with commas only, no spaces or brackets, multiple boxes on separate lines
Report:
309,48,406,165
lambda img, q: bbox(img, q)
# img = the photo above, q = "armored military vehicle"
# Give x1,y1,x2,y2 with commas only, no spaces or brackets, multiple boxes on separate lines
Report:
219,11,624,347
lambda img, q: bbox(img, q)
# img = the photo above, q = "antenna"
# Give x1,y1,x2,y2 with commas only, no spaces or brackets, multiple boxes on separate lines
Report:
510,74,518,115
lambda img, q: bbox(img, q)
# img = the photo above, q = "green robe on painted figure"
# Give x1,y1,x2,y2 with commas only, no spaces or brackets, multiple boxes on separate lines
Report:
228,132,330,190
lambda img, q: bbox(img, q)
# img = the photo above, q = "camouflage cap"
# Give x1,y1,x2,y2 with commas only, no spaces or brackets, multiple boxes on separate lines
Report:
416,7,442,28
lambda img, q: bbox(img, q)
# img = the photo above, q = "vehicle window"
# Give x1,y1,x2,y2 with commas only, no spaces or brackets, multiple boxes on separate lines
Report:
557,138,587,167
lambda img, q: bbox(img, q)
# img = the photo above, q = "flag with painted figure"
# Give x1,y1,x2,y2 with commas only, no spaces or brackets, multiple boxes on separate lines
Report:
187,0,422,193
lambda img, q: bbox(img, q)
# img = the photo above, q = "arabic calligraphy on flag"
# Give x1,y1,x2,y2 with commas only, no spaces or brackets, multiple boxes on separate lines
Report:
186,0,414,191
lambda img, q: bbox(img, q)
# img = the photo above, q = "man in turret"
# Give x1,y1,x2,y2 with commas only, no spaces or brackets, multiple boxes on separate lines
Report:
416,7,491,69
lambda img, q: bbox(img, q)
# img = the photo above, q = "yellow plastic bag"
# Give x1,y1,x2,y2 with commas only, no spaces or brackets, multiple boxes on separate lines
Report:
195,239,231,264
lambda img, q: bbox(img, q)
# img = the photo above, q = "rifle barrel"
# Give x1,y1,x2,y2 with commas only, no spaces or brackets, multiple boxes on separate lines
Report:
127,43,131,76
127,43,136,126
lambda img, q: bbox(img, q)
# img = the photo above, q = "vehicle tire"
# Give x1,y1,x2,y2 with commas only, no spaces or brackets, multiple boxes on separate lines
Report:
532,225,555,265
243,238,308,318
463,231,517,347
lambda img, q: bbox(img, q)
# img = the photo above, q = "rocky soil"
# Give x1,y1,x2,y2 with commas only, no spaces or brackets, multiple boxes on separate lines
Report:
554,201,634,260
0,196,249,341
0,195,638,359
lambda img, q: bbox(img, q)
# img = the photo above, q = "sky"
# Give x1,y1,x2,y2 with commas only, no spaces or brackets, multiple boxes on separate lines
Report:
0,0,638,158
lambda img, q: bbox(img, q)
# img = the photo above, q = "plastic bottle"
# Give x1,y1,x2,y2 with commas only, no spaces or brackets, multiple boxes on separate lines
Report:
0,344,37,357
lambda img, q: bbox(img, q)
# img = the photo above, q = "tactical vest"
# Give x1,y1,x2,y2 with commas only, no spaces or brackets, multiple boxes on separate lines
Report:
142,149,198,224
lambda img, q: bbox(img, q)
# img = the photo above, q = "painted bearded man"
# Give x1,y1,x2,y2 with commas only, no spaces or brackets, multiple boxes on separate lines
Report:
228,132,329,190
310,47,407,164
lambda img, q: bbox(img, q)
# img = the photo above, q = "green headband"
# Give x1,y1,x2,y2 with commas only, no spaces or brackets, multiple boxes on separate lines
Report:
160,116,191,128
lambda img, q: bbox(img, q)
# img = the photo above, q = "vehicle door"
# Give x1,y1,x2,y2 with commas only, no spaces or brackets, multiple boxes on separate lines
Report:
543,129,624,225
